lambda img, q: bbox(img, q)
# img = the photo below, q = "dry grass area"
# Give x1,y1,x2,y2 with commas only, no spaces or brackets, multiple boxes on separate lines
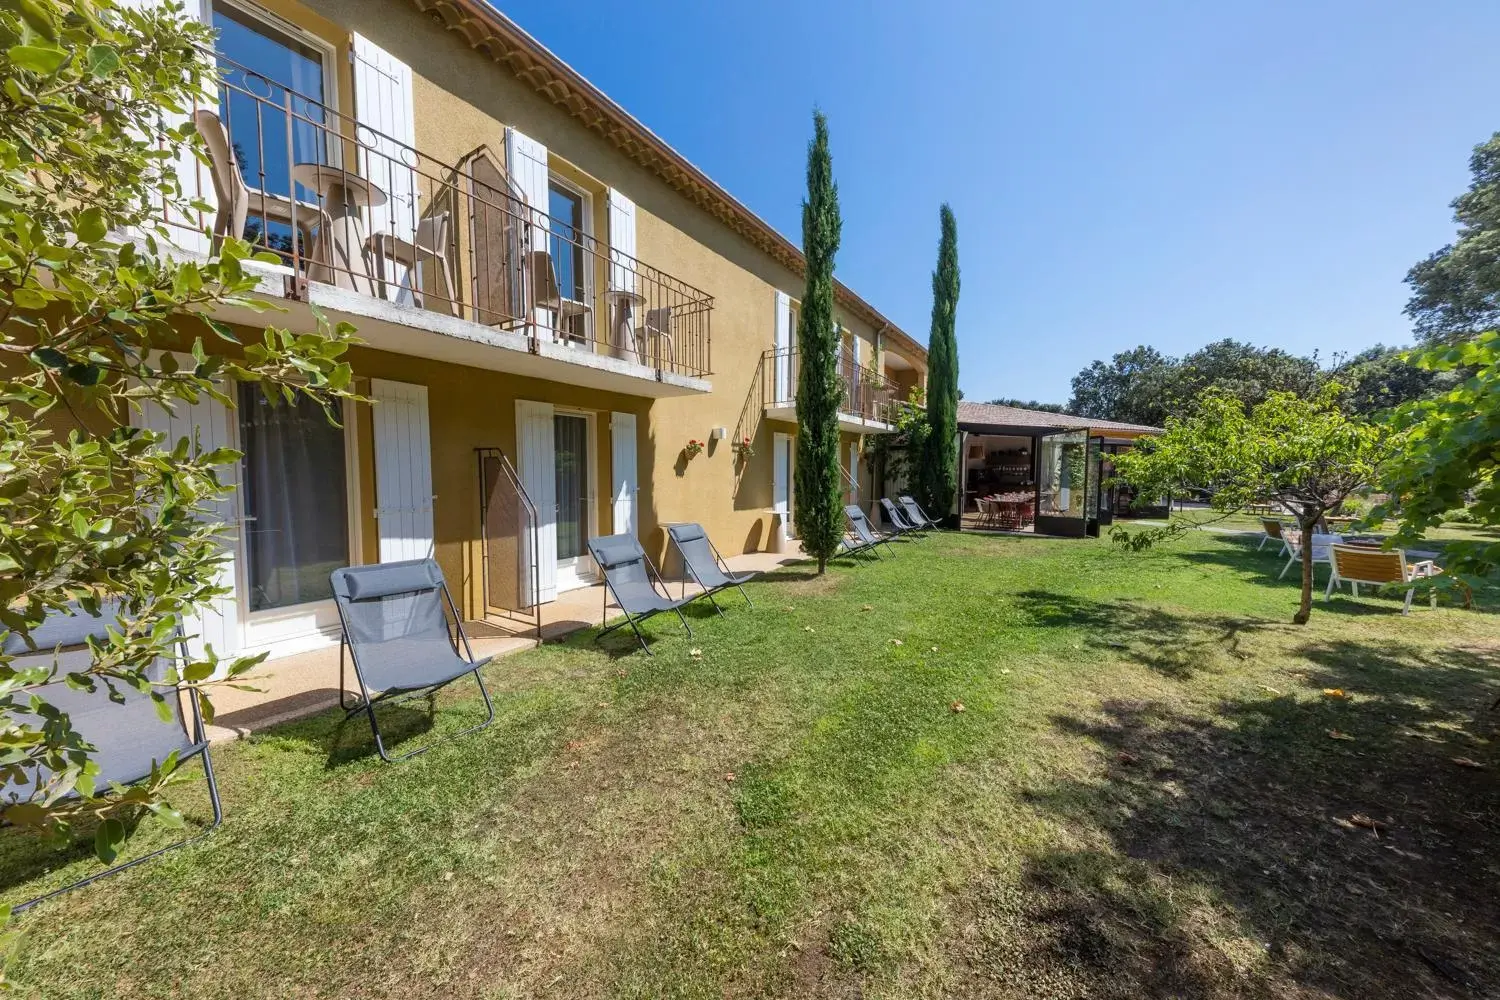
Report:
2,529,1497,998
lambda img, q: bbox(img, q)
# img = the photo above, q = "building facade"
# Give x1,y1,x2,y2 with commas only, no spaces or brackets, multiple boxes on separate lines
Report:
138,0,927,663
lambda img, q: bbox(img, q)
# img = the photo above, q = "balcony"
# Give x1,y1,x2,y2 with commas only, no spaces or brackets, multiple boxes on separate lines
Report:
159,55,713,396
762,348,898,432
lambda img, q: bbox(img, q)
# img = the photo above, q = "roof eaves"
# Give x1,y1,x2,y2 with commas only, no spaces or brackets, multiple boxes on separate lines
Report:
408,0,927,365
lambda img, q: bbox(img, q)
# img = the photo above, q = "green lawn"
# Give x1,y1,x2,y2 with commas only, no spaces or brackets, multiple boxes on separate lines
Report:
5,530,1499,998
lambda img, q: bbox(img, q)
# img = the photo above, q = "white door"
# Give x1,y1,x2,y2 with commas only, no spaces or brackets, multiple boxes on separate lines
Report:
516,399,557,604
370,379,434,563
132,387,240,666
611,411,638,537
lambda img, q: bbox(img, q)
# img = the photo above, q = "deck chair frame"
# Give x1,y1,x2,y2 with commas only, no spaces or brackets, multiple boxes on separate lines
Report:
666,523,756,618
590,535,694,656
880,497,924,536
1324,544,1441,615
332,561,495,764
844,504,895,558
6,616,222,913
897,495,941,531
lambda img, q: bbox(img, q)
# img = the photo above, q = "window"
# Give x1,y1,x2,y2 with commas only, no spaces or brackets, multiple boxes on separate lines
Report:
547,180,590,341
211,1,331,257
238,385,349,612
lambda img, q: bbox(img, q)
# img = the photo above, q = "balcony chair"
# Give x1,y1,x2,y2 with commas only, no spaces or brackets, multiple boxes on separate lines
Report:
1325,545,1443,614
636,307,676,370
192,109,328,261
330,559,495,763
588,534,694,656
2,601,222,913
366,212,458,315
666,523,758,616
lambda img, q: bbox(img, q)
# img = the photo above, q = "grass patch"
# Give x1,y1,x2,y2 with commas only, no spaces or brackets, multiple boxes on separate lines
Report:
3,530,1498,998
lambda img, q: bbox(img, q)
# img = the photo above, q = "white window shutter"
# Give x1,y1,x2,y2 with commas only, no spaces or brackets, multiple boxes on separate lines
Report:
132,381,241,669
773,290,791,401
515,400,557,604
610,412,638,537
505,127,550,252
370,379,435,563
122,0,215,254
352,34,418,256
606,188,637,291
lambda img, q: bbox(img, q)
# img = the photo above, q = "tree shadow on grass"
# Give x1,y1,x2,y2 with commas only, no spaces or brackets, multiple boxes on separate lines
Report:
988,641,1500,998
1013,589,1287,680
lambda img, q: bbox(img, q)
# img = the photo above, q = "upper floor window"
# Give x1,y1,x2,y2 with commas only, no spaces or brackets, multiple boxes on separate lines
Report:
547,179,592,343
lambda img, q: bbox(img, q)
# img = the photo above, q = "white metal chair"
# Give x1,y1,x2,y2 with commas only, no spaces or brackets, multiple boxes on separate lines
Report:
1325,544,1442,614
1278,532,1341,580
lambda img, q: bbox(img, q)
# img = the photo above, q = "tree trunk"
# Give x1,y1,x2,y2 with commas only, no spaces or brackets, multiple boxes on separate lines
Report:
1293,511,1318,624
818,555,826,576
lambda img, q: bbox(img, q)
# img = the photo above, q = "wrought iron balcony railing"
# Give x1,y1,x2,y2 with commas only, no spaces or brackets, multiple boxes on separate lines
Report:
162,54,713,379
761,347,897,425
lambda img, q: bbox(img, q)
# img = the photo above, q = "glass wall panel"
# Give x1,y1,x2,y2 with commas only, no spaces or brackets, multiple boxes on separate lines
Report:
1037,430,1088,521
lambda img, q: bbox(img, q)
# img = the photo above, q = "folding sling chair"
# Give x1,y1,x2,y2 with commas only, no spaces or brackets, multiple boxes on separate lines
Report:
666,523,758,617
898,495,941,531
589,534,694,656
2,602,221,913
844,504,896,558
879,497,924,536
331,559,495,763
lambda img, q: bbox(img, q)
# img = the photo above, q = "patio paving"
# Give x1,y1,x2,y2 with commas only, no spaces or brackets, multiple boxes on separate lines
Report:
200,547,807,743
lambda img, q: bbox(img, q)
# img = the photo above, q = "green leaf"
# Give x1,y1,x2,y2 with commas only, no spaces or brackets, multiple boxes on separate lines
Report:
29,347,66,369
7,44,68,76
94,817,127,863
10,287,45,310
85,45,120,79
76,206,108,244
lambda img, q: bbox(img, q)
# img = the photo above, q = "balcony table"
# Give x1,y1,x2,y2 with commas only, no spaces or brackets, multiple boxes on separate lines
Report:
291,163,386,294
604,288,647,363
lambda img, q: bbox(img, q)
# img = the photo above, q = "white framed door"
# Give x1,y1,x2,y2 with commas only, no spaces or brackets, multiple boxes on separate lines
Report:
611,411,638,537
553,410,596,592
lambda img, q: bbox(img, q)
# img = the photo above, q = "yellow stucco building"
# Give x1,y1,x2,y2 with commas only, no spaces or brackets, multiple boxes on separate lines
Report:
145,0,927,663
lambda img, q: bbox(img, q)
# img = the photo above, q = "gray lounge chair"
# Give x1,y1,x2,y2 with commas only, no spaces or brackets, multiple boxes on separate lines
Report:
589,534,694,655
666,522,757,616
330,559,494,763
844,504,895,558
898,495,942,531
879,497,923,536
2,602,221,913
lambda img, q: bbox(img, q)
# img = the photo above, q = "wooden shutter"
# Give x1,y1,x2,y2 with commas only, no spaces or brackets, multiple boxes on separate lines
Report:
370,379,435,563
515,400,557,604
611,412,638,537
132,382,240,667
352,34,418,247
505,127,552,337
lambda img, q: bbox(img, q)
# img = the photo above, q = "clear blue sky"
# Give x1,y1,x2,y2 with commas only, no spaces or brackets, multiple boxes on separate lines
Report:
492,0,1500,405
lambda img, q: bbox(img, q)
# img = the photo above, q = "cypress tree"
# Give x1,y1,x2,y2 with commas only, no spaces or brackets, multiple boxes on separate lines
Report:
794,110,844,574
920,205,961,522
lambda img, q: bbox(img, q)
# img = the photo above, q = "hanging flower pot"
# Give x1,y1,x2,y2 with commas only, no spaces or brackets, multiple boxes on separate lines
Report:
736,436,755,459
683,438,705,460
